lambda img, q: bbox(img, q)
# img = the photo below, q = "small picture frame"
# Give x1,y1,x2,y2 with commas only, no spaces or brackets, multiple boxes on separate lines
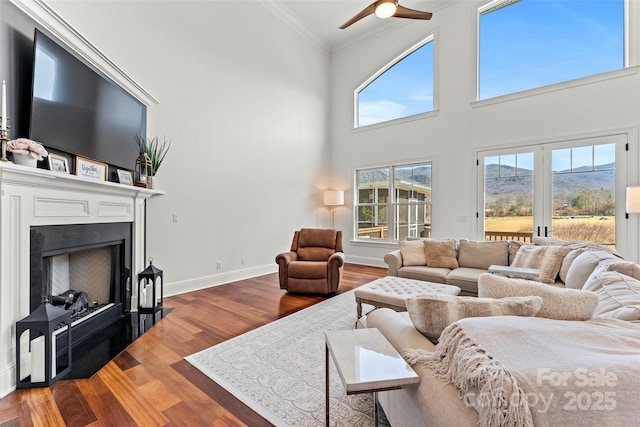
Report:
117,169,133,186
48,154,69,173
75,156,107,181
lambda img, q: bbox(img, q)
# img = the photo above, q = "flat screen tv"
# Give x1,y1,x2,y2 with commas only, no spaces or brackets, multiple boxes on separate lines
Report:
29,29,146,171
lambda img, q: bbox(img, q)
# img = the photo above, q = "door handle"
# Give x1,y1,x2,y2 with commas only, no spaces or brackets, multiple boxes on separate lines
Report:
537,226,541,237
544,226,549,237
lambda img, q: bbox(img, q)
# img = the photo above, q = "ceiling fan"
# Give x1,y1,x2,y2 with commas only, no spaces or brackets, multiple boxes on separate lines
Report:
339,0,433,29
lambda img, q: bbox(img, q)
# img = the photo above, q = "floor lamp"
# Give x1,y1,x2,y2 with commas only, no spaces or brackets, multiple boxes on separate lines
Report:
323,190,344,229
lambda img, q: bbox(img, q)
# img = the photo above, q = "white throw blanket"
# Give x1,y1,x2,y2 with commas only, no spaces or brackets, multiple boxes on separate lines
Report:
404,316,640,427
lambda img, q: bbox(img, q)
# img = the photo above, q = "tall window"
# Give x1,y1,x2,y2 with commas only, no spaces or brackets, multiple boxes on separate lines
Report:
356,162,432,241
479,135,625,249
356,37,434,127
478,0,625,100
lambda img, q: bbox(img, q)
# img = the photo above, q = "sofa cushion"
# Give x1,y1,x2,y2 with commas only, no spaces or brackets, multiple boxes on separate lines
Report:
511,244,571,284
398,266,449,283
565,250,620,289
405,294,542,341
478,273,599,321
590,272,640,321
457,240,508,270
398,240,427,266
445,267,485,295
424,239,459,269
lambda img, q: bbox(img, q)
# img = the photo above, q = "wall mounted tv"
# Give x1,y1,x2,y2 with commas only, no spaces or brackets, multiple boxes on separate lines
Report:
29,29,146,171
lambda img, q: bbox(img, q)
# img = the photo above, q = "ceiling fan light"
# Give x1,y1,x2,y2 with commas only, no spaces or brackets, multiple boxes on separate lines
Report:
375,1,397,19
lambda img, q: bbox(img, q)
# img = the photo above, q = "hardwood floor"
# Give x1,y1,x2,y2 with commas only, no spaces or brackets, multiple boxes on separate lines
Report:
0,264,386,427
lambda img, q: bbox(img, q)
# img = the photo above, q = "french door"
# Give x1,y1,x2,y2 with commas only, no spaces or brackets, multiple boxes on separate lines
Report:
478,134,627,250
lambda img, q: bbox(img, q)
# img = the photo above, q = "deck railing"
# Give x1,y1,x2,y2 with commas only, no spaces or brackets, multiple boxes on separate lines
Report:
484,231,532,242
357,226,388,239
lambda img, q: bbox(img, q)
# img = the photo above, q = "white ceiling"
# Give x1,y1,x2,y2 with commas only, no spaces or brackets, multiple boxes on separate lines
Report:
270,0,445,52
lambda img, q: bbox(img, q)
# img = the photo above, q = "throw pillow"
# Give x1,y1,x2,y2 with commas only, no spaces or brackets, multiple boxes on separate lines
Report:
478,273,599,321
532,236,568,246
591,272,640,321
603,261,640,280
564,250,621,289
511,245,571,284
558,248,587,284
457,240,508,270
583,260,633,292
398,240,427,266
508,240,526,265
406,294,542,341
423,239,459,269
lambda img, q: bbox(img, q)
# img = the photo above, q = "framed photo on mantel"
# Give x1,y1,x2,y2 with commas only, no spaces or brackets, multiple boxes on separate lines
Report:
75,156,107,181
48,154,69,173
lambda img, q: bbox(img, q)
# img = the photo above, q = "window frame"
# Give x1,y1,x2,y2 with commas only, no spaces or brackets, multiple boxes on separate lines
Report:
474,0,635,104
354,33,438,129
354,160,434,243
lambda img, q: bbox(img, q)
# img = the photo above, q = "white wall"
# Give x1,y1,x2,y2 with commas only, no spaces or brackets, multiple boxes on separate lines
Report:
331,0,640,265
4,0,639,291
46,0,332,294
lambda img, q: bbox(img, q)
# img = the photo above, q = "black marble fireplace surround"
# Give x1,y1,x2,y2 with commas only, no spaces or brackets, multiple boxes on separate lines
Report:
29,222,140,378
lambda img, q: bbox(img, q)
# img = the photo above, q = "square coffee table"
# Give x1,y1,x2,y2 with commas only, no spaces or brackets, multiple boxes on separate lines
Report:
325,328,419,426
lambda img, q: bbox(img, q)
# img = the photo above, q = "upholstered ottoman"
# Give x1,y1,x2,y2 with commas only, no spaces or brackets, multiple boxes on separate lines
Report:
355,276,461,319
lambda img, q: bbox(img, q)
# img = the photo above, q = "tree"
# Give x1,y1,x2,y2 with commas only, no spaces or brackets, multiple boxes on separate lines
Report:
572,190,594,214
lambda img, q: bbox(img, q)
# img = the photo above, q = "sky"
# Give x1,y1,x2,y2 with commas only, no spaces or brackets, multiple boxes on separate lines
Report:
357,0,624,126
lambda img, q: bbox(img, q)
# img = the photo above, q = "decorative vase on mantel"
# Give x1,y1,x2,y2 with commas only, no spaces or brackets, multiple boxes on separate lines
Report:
12,152,38,168
7,138,48,168
148,175,156,190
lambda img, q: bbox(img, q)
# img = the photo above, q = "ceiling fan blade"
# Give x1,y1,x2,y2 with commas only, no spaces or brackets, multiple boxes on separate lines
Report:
339,2,376,29
394,5,433,20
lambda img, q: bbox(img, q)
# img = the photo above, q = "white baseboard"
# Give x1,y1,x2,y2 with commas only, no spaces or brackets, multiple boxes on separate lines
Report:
0,366,15,399
164,258,386,298
344,255,387,268
164,264,279,297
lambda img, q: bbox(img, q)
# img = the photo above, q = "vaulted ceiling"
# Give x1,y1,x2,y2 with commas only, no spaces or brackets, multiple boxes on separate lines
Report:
271,0,448,52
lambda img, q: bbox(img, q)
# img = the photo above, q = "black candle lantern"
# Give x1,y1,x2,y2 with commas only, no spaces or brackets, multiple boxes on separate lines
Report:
15,302,72,388
138,258,163,313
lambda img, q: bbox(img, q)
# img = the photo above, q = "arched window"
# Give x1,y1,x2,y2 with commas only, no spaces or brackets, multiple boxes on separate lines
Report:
478,0,625,100
356,37,434,127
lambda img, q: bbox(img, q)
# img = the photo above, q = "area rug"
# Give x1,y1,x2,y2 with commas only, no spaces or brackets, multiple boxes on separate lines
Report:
185,291,388,426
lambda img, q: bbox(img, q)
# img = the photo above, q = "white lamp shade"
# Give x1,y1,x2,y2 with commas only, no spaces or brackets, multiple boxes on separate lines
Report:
323,190,344,206
627,186,640,213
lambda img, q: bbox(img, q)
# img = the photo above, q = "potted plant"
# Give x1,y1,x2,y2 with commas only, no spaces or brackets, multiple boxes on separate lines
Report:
135,135,171,188
7,138,48,167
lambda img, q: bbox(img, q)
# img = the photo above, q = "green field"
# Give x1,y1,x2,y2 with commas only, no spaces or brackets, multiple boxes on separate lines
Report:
485,216,615,246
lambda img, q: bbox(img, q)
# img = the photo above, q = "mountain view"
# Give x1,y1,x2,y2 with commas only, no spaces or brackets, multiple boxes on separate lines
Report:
484,163,616,245
485,163,615,217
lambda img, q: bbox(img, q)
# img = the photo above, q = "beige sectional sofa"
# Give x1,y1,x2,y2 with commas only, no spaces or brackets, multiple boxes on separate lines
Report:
368,238,640,427
383,237,621,295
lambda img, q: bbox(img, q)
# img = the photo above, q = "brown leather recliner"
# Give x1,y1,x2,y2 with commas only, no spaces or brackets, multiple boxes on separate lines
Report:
276,228,345,294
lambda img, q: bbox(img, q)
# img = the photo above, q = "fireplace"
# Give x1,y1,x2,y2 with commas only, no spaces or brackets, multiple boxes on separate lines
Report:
29,223,132,349
0,162,159,398
29,222,132,351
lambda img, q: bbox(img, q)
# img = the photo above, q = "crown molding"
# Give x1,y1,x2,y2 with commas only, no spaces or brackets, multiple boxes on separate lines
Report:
259,0,330,53
9,0,158,106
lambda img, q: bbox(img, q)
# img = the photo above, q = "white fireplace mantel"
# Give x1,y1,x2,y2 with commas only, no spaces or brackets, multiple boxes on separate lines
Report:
0,161,162,397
